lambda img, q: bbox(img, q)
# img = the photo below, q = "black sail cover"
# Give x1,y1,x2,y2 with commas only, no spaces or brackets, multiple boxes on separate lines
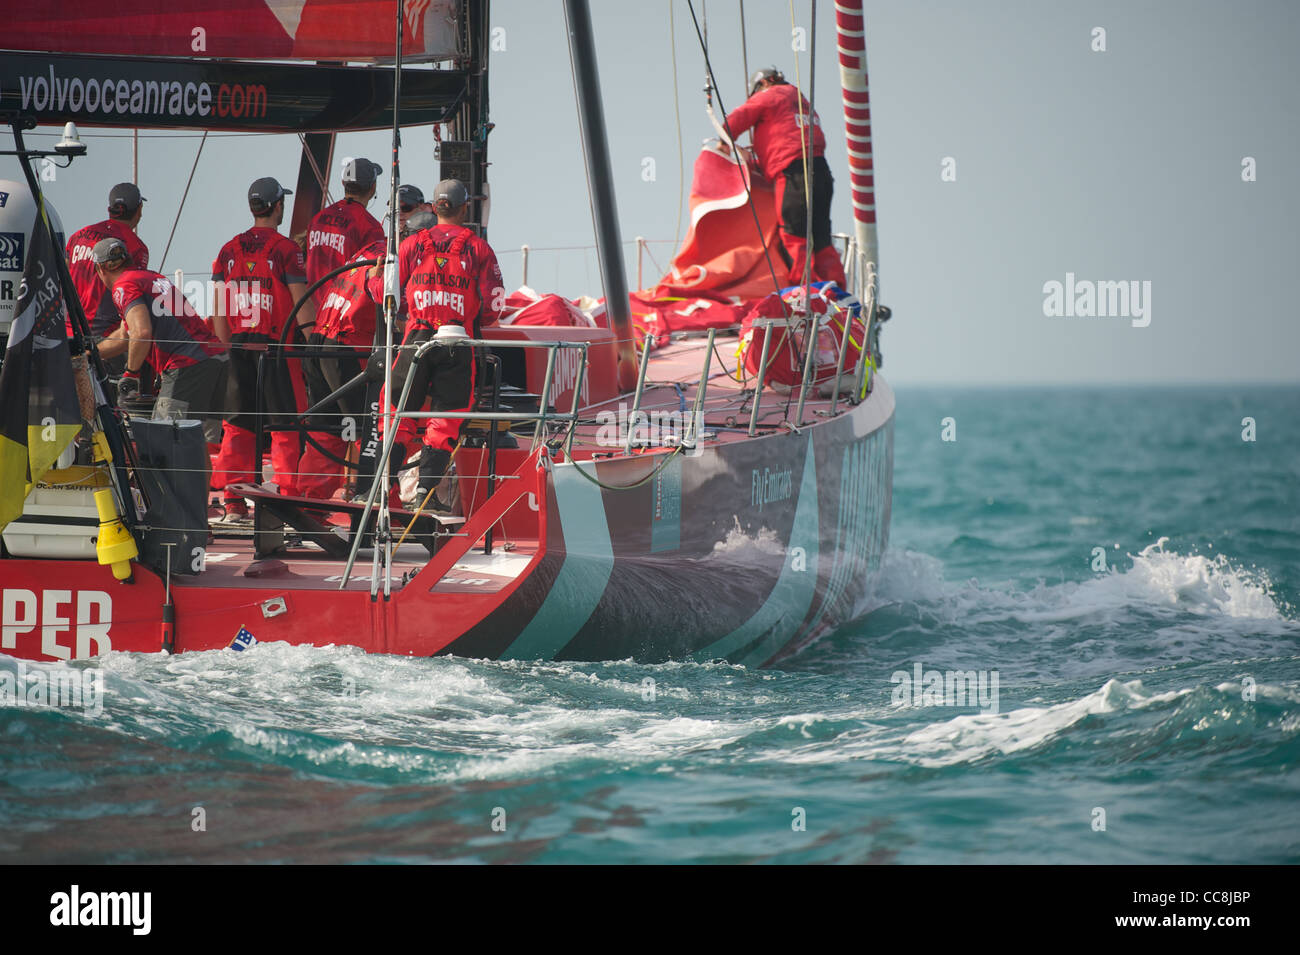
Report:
0,211,81,533
131,418,210,577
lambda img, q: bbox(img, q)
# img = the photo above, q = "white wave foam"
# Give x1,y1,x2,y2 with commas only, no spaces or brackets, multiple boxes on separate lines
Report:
709,516,787,558
895,678,1186,766
1117,538,1283,619
766,679,1193,769
872,539,1287,624
872,548,951,605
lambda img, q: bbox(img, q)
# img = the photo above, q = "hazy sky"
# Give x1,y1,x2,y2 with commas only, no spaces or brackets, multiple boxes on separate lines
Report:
9,0,1299,385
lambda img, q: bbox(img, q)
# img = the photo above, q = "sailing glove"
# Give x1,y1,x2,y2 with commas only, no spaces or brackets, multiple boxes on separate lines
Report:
117,374,141,405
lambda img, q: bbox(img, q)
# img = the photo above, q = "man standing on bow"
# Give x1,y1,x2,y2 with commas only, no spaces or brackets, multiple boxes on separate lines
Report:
721,67,847,289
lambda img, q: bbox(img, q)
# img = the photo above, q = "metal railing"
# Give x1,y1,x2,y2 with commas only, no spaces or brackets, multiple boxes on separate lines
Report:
339,335,590,593
742,244,878,431
514,236,665,292
333,244,879,591
850,254,880,405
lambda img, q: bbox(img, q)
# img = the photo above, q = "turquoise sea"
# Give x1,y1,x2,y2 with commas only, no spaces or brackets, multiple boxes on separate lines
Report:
3,386,1298,864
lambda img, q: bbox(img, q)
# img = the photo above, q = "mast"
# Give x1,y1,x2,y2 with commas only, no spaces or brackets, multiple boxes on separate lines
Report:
562,0,638,393
835,0,878,272
374,0,405,600
457,0,491,238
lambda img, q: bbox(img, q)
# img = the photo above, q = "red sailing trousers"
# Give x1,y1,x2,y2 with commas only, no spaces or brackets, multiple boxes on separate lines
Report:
211,424,303,498
772,160,848,289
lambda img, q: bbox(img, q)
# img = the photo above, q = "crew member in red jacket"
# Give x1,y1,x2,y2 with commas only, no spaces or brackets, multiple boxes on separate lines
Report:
298,238,386,500
92,237,227,444
396,184,432,234
209,177,315,518
65,183,150,356
723,67,847,288
383,179,504,504
305,158,384,308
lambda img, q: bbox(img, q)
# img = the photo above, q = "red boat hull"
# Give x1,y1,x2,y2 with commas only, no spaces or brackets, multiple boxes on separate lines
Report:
1,380,892,667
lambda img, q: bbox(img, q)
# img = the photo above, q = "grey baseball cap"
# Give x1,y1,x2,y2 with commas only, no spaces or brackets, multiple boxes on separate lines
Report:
749,67,784,95
91,236,129,266
342,158,383,187
108,182,146,216
248,176,292,210
432,179,469,211
397,183,425,210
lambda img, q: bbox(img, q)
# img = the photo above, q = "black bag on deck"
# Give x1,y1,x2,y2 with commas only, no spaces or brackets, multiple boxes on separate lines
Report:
130,417,209,577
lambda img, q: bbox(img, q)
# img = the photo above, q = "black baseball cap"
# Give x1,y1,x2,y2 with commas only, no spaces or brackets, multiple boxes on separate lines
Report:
397,183,425,211
91,236,129,266
107,182,145,216
342,158,383,188
432,179,469,211
248,176,292,211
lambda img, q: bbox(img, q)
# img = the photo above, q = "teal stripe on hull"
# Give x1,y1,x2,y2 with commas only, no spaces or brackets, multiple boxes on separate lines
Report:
691,433,820,665
500,462,613,660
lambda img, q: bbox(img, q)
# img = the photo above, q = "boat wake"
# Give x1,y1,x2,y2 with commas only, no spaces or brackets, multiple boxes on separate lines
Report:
4,619,1297,862
760,674,1300,769
7,645,1297,784
2,533,1296,863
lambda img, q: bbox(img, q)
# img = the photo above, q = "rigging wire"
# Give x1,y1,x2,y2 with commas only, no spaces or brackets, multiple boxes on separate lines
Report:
159,131,207,273
297,132,334,206
739,0,749,90
784,0,816,421
788,0,814,293
642,242,668,277
668,0,686,271
807,2,817,291
684,0,788,312
343,0,405,593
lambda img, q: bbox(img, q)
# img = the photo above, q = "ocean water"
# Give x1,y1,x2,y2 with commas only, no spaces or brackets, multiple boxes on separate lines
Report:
3,386,1297,864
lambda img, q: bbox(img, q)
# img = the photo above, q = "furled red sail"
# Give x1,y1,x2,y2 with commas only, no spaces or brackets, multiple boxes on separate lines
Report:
652,144,782,302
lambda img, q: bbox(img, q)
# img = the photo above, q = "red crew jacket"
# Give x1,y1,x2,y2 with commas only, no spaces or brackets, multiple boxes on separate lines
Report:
66,220,149,338
306,198,383,307
314,239,386,348
398,224,505,335
211,226,306,339
723,82,827,180
109,269,223,372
